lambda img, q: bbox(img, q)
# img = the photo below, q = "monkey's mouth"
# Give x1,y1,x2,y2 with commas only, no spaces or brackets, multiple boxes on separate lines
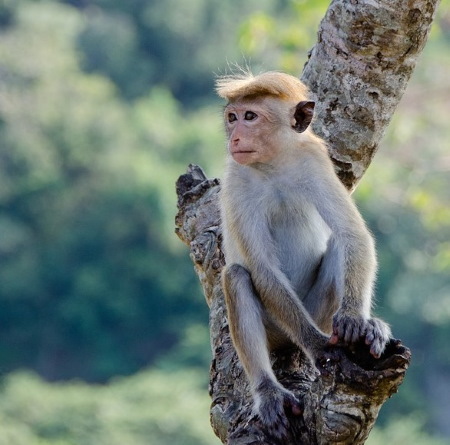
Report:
232,150,255,154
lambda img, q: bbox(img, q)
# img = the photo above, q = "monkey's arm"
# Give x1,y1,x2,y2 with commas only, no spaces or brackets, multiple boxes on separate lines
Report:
301,156,391,356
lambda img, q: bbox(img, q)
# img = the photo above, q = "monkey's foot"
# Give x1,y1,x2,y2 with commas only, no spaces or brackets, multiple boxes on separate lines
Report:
330,313,391,358
253,379,302,439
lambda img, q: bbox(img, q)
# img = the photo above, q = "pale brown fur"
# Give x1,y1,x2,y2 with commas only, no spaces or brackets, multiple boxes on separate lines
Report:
217,71,391,438
216,70,309,103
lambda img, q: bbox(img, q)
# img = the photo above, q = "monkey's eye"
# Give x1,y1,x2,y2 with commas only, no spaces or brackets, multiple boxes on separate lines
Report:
227,113,237,123
244,111,257,121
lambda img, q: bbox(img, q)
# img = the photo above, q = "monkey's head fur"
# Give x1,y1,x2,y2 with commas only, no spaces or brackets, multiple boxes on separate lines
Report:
215,71,309,104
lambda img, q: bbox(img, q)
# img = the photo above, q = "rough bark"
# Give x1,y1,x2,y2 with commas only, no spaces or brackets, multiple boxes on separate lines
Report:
303,0,440,191
175,0,439,443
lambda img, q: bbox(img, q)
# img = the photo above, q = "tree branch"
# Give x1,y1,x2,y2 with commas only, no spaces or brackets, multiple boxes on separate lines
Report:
176,165,410,444
303,0,440,190
175,0,439,443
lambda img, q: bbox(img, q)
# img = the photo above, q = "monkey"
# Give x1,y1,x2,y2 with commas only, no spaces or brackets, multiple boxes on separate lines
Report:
215,71,391,438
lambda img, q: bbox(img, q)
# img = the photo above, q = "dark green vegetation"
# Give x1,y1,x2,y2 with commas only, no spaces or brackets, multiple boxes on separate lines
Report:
0,0,449,443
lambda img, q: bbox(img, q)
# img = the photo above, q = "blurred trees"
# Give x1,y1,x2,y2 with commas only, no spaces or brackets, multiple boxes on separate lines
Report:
356,37,450,432
67,0,285,104
0,0,449,443
0,0,218,381
0,370,218,445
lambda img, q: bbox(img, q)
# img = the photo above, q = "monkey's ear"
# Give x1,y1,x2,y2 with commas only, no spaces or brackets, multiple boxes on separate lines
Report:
293,101,315,133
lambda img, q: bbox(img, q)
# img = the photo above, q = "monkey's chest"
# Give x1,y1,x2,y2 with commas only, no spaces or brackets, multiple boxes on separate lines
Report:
269,200,331,297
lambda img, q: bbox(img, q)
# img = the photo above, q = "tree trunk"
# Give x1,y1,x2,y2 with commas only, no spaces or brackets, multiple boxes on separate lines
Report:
175,0,439,443
303,0,440,191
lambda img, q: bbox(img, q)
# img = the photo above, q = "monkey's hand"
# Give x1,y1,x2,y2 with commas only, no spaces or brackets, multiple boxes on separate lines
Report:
330,312,391,359
253,379,302,439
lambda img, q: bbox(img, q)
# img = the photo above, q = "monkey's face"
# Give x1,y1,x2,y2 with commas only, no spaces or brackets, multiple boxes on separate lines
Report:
224,98,286,166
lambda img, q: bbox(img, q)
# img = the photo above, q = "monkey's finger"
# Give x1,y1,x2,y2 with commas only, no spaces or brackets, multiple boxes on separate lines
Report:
329,333,339,345
286,397,302,416
332,321,345,339
282,391,303,416
370,345,382,359
343,323,357,343
369,338,383,358
365,329,375,345
291,403,302,416
353,324,366,343
290,398,303,416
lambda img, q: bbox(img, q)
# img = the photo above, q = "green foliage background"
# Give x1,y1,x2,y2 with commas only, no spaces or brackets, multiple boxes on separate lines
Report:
0,0,449,443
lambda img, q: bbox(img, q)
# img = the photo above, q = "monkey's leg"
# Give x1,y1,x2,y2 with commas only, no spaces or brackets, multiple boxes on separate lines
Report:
302,238,342,333
223,264,302,438
251,267,330,359
304,238,391,357
226,215,330,358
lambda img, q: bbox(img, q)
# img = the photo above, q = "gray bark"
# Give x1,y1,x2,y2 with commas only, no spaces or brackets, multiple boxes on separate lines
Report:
303,0,440,191
175,0,439,443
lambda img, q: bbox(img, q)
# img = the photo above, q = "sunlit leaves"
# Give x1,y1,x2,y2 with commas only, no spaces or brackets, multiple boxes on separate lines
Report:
237,0,329,73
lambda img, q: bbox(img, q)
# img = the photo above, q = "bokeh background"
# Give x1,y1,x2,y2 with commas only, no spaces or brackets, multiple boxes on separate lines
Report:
0,0,449,444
